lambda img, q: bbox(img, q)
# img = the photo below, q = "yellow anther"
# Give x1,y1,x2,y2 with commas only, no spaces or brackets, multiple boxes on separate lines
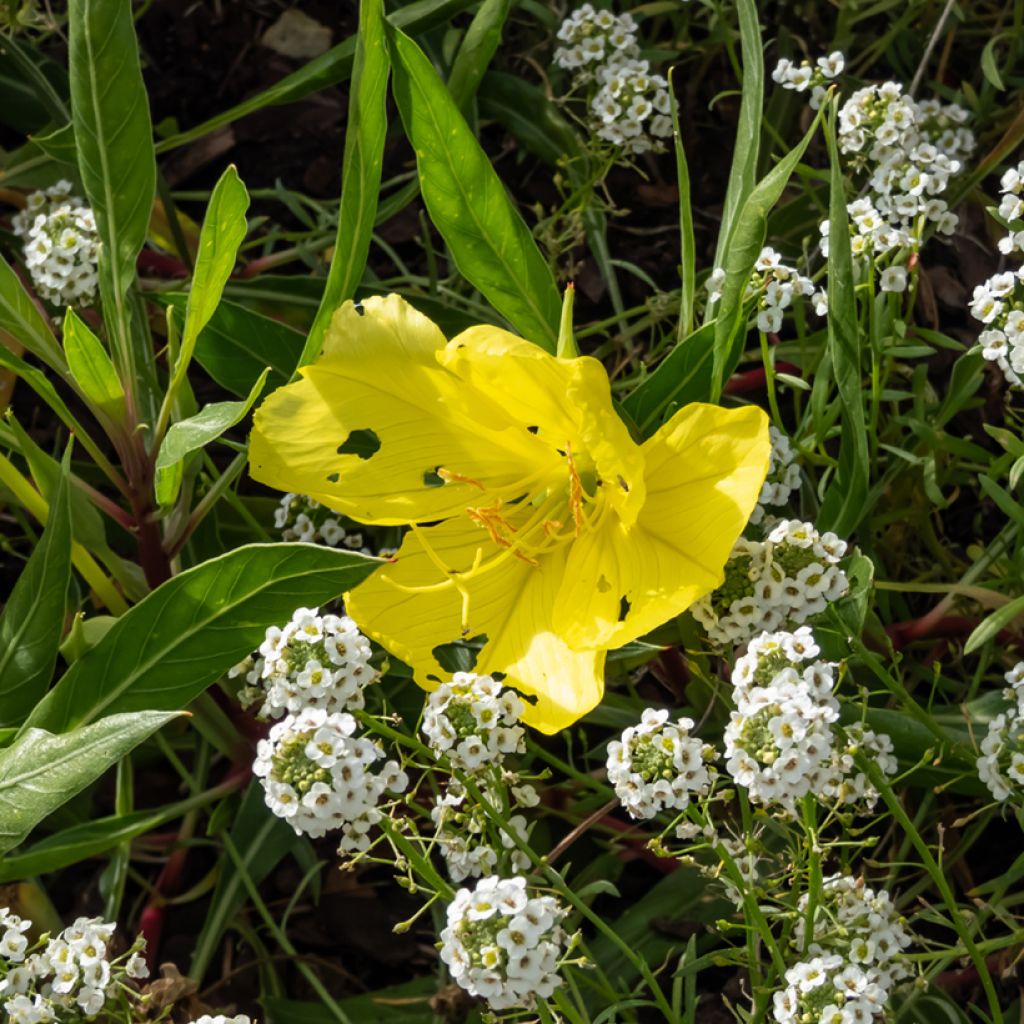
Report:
438,467,486,490
565,443,584,537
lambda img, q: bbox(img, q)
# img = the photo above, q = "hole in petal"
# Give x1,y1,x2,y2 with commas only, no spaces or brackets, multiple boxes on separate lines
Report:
326,472,340,483
432,633,489,674
337,428,381,460
527,425,539,435
423,467,445,488
618,596,631,622
354,301,365,316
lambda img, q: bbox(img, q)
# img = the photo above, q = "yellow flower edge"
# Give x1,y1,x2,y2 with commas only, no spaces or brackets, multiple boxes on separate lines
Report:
250,294,770,734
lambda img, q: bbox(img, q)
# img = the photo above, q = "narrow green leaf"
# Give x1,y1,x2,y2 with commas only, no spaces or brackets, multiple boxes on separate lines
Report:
30,122,77,165
300,0,388,370
0,253,66,373
154,368,270,506
818,102,869,535
388,24,561,349
670,67,695,341
446,0,512,111
62,307,126,423
0,451,71,727
0,711,179,857
69,0,155,357
24,544,379,733
965,595,1024,656
981,34,1007,92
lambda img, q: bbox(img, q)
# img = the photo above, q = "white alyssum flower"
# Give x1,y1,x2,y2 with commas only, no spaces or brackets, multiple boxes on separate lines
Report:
189,1016,252,1024
273,492,371,551
606,708,715,819
422,672,526,772
969,267,1024,386
749,426,802,528
772,51,844,109
440,876,568,1011
997,160,1024,255
879,265,908,292
589,55,673,155
233,606,377,719
745,247,816,333
977,662,1024,802
253,707,407,843
12,181,99,307
691,521,849,645
554,4,639,74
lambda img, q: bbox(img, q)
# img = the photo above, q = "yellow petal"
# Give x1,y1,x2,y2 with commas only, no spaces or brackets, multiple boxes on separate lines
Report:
554,403,770,650
346,516,605,734
249,295,557,524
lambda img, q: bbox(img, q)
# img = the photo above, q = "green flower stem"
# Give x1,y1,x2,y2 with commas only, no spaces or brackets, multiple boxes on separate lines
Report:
221,832,354,1024
378,816,455,901
857,754,1003,1024
799,796,823,958
758,329,785,431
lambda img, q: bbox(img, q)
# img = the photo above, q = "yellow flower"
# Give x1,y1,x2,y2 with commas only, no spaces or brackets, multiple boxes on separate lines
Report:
249,295,769,733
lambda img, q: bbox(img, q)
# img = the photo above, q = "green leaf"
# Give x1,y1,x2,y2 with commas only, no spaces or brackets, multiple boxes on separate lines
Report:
176,165,250,375
0,253,66,373
388,24,561,349
24,544,379,733
0,711,179,857
300,0,388,370
69,0,155,354
31,122,77,165
670,68,695,341
446,0,512,111
62,307,126,423
818,103,869,535
263,979,439,1024
981,34,1007,92
0,451,71,727
190,782,304,980
154,368,270,506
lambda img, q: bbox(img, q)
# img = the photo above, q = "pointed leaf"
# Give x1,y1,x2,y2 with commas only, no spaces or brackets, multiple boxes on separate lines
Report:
62,307,126,422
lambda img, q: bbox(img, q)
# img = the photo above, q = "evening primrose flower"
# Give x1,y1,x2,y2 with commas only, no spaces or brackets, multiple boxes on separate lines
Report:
249,295,769,733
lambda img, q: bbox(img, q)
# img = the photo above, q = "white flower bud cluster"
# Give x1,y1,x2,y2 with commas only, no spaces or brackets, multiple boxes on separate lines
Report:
835,83,972,242
11,181,99,307
691,521,849,645
997,161,1024,255
749,427,801,529
274,492,371,551
968,268,1024,385
724,629,840,812
707,248,819,331
818,722,897,810
771,51,844,110
0,911,148,1023
775,875,913,1023
232,606,377,719
189,1016,252,1024
977,662,1024,802
254,707,407,845
432,777,536,882
440,876,568,1011
422,672,526,771
606,708,715,820
553,3,638,73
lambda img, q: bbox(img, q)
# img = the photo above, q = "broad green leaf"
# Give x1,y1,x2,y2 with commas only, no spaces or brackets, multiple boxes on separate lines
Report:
710,112,821,399
0,452,71,727
446,0,512,111
190,783,304,980
300,0,388,370
69,0,155,355
0,711,179,857
709,0,763,276
153,0,479,157
177,165,250,375
0,254,66,373
388,24,561,350
24,544,379,733
62,308,126,423
154,367,270,506
818,103,869,535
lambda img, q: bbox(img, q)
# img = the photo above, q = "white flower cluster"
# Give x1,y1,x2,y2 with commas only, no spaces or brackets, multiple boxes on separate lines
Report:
0,911,148,1023
189,1017,251,1024
691,521,849,645
440,876,568,1011
835,84,972,242
274,492,370,551
969,268,1024,385
422,672,526,771
996,161,1024,255
606,708,714,819
11,181,99,307
771,51,844,110
554,5,672,155
724,628,840,812
233,606,377,719
553,3,638,73
432,777,536,883
977,662,1024,802
708,247,818,333
774,875,913,1023
750,426,801,529
254,707,407,847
